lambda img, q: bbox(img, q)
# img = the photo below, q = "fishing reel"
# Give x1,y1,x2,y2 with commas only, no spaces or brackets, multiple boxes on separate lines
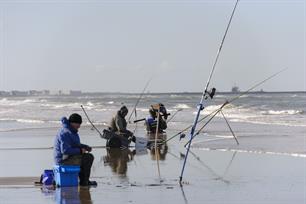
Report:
205,88,216,100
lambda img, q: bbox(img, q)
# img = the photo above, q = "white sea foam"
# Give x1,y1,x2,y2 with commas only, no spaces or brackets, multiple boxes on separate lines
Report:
86,101,95,107
192,104,306,127
16,119,45,124
174,104,191,109
229,118,306,127
260,109,304,115
0,98,37,106
0,118,45,124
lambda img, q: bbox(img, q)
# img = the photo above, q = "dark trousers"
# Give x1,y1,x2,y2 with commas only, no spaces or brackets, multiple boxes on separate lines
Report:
61,153,94,185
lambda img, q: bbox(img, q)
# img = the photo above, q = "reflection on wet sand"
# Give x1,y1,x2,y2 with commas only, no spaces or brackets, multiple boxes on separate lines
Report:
41,186,93,204
147,133,168,161
103,148,135,177
55,187,93,204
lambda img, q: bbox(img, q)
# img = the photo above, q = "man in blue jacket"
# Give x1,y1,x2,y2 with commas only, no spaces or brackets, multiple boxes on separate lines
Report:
54,113,97,186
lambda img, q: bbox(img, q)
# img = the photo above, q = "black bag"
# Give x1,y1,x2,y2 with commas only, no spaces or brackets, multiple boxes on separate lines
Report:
102,129,130,148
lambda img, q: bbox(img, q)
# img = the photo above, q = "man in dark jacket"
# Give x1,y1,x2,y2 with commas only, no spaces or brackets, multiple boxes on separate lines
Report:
145,103,168,133
106,106,136,147
110,106,134,139
54,113,97,186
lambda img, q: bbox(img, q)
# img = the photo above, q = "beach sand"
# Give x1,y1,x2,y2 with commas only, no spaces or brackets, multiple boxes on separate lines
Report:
0,127,305,204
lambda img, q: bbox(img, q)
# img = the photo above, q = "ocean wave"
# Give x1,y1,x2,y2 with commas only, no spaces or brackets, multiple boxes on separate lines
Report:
194,104,238,115
214,94,227,98
86,101,95,107
0,118,59,124
260,109,304,115
170,94,182,98
16,119,45,124
0,98,37,106
41,102,82,109
192,104,306,127
0,118,45,124
174,104,191,109
134,108,148,112
229,118,306,127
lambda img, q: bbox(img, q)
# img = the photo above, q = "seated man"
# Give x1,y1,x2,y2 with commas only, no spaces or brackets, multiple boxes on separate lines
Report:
54,113,97,186
145,103,168,133
110,106,134,138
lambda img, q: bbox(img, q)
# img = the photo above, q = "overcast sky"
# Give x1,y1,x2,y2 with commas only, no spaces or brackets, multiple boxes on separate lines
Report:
0,0,305,92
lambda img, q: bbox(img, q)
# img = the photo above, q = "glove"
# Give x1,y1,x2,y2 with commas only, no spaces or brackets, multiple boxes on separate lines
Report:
85,146,92,152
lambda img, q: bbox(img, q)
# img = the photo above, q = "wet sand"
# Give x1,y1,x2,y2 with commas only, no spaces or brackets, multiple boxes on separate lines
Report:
0,127,305,203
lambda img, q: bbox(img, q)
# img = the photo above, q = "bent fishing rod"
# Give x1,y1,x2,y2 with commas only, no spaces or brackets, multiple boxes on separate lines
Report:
81,105,104,137
167,108,183,124
179,0,240,185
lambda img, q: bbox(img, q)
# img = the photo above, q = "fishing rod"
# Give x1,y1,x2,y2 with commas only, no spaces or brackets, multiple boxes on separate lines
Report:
183,67,287,147
179,0,240,185
81,105,104,137
220,110,239,145
133,113,171,123
127,77,153,123
161,107,222,144
167,108,183,124
181,101,238,148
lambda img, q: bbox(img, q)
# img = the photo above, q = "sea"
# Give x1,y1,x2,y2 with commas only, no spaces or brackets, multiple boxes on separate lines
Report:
0,92,305,157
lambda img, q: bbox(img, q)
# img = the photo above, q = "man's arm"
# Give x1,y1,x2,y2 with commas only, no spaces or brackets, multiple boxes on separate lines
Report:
80,143,92,152
115,116,126,132
60,133,81,155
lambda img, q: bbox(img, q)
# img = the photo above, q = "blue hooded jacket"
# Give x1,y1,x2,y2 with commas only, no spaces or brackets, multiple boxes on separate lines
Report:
54,117,89,164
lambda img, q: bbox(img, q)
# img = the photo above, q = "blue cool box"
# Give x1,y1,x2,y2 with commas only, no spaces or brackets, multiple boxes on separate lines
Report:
53,165,80,187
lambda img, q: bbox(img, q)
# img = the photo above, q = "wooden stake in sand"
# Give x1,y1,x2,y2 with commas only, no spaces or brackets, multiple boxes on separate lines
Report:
154,105,161,181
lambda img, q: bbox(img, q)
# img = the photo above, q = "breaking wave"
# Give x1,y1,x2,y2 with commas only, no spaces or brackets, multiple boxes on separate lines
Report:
0,98,37,106
260,110,304,115
173,104,191,109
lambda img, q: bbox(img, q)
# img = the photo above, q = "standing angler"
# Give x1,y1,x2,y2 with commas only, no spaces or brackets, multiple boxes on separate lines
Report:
54,113,97,186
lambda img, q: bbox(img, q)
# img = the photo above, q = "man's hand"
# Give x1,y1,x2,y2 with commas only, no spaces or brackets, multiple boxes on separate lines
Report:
81,148,87,154
86,146,92,152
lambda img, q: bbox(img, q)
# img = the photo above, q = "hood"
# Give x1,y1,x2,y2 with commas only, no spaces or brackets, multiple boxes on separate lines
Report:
61,117,70,128
61,117,78,133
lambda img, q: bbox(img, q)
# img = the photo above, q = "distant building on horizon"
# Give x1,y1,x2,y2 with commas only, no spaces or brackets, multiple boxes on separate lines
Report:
69,90,82,96
11,90,28,96
231,86,240,93
0,91,10,96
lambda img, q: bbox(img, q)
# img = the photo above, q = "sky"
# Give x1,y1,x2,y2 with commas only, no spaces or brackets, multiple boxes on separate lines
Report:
0,0,305,93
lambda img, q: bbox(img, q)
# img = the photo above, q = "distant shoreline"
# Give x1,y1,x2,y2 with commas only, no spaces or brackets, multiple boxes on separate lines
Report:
0,91,305,97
